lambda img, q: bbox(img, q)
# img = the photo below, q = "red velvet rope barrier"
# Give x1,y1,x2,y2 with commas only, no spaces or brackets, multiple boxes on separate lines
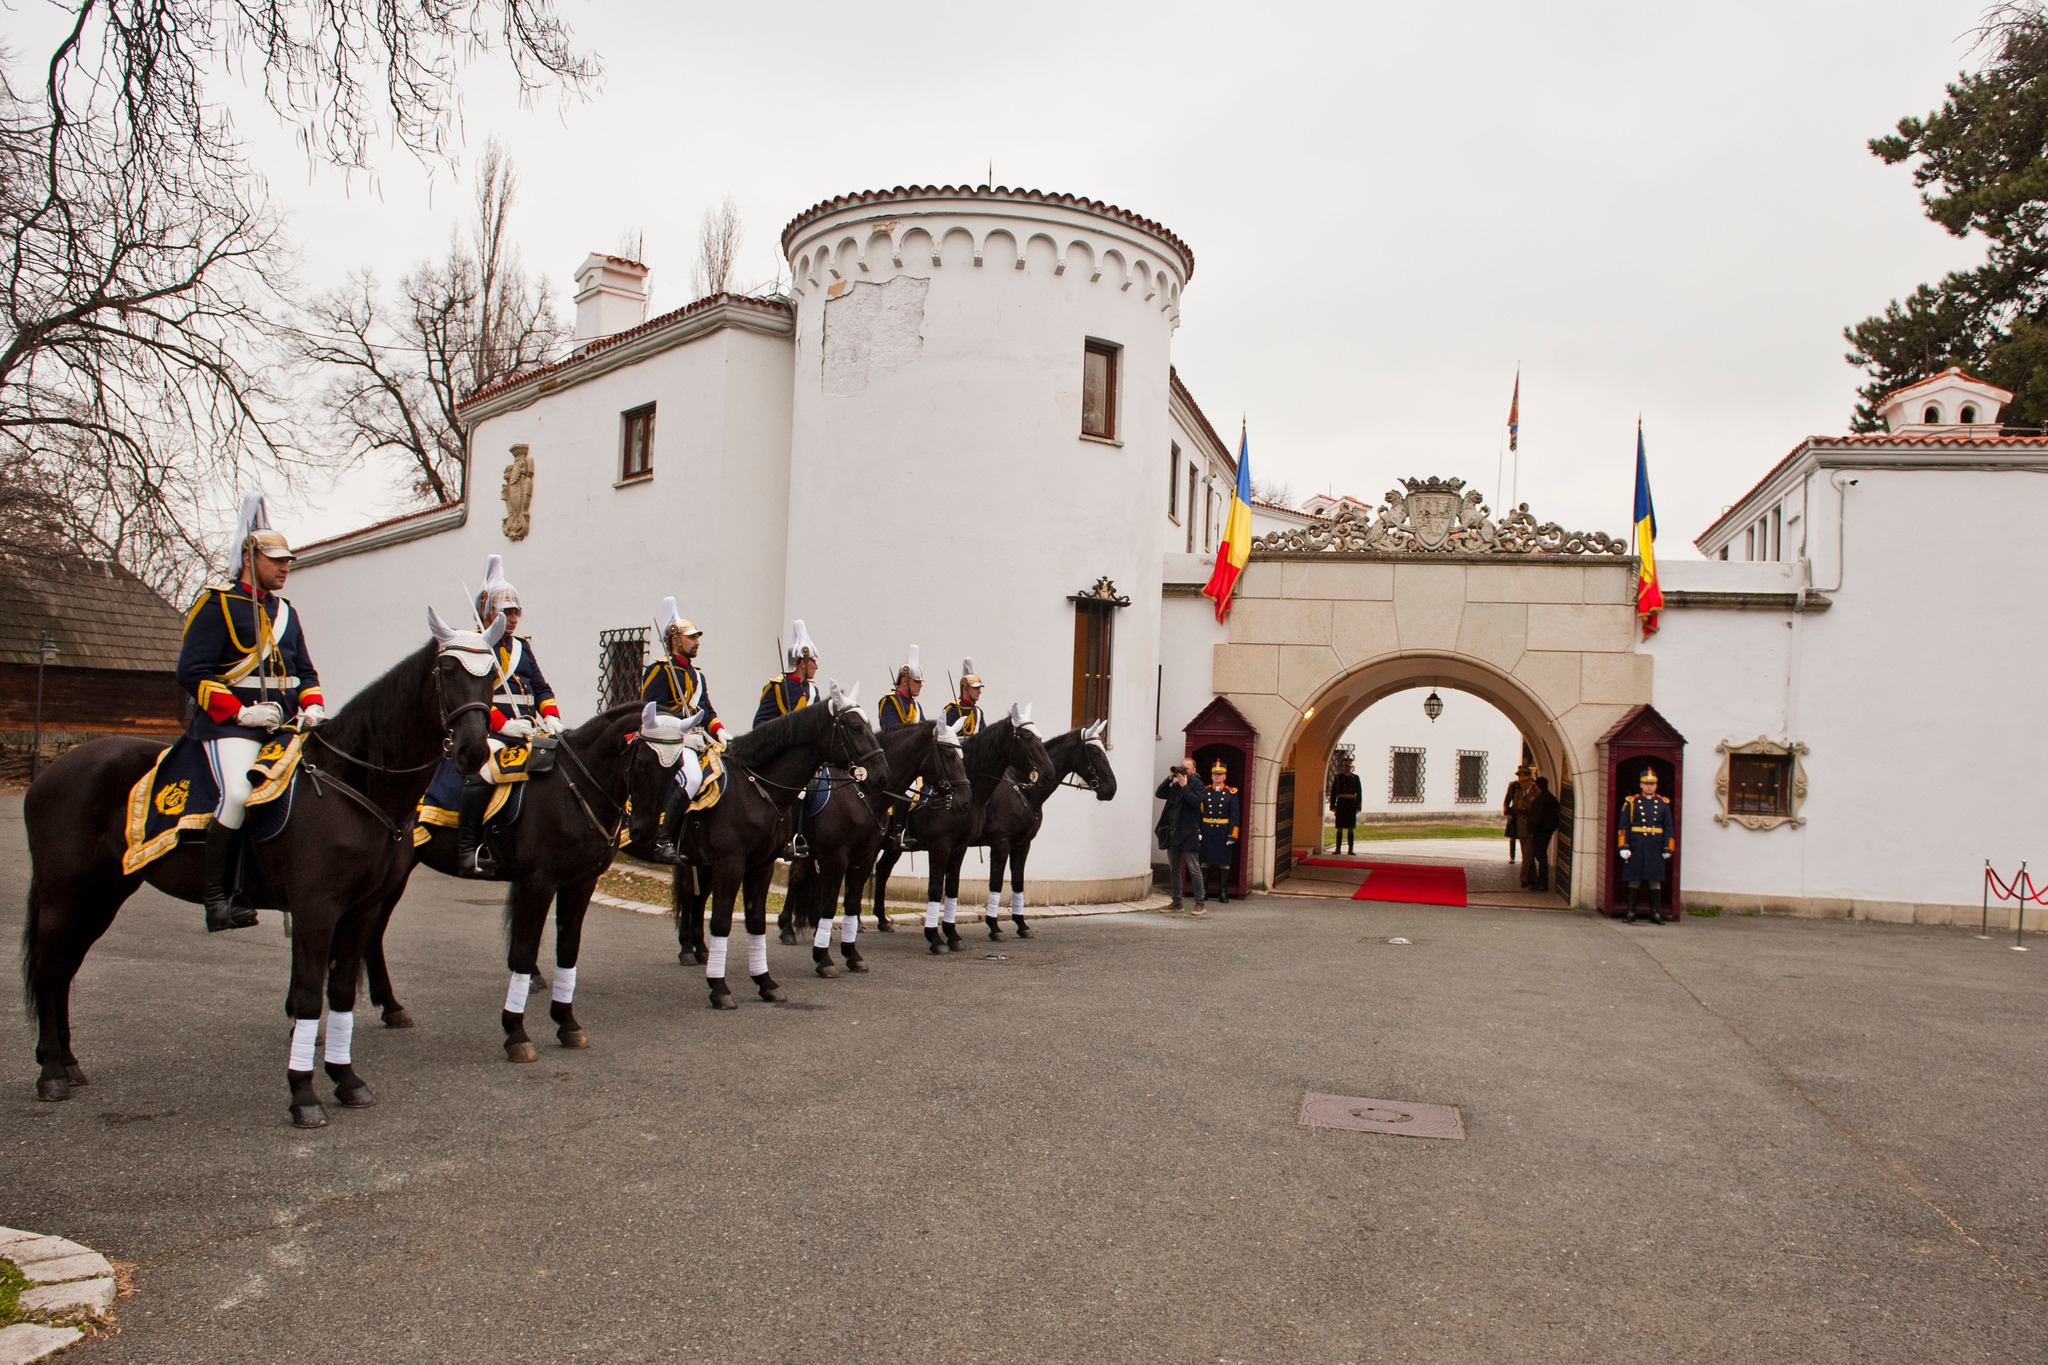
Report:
1984,866,2048,905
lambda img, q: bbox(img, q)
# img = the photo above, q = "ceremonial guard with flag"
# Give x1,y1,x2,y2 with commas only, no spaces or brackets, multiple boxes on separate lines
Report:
878,646,924,731
177,492,325,931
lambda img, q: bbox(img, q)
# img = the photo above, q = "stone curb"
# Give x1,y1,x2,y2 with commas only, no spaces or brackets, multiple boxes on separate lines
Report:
591,889,1172,920
0,1226,116,1363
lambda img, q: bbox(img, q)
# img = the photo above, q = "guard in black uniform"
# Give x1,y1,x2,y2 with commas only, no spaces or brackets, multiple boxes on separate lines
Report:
645,595,726,862
1198,760,1241,906
1617,767,1676,923
942,658,986,735
177,492,325,931
878,645,923,732
754,619,820,726
1328,757,1362,855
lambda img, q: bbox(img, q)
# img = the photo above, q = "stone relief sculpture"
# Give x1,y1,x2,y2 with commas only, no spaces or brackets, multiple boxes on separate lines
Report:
501,443,534,541
1253,477,1624,557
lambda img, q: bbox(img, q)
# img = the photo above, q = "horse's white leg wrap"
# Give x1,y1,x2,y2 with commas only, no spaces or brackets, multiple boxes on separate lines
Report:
746,932,769,976
551,965,576,1004
987,891,1001,915
1011,890,1025,915
942,896,958,924
706,935,729,979
812,916,834,949
288,1018,319,1072
924,901,941,928
323,1009,354,1065
503,972,530,1014
205,736,263,830
840,914,858,944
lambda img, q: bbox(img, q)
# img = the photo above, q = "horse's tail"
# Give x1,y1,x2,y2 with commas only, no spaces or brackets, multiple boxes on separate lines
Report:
20,877,41,1021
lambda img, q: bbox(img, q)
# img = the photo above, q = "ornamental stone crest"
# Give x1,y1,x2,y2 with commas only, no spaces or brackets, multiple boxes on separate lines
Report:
501,443,534,541
1252,477,1625,558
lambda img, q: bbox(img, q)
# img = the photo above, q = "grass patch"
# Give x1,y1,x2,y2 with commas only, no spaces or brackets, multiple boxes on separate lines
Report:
1738,908,1762,918
592,867,787,917
1687,905,1723,918
0,1255,28,1328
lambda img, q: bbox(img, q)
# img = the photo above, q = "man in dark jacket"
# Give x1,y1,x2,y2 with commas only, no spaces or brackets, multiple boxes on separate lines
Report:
1154,757,1206,913
1528,776,1562,891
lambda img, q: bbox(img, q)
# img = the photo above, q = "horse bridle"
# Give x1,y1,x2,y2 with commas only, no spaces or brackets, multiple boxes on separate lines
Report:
1060,741,1111,792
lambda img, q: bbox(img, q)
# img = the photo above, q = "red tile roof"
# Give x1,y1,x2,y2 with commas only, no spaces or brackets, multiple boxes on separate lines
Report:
293,501,461,558
780,185,1195,280
457,292,793,411
1881,366,2012,405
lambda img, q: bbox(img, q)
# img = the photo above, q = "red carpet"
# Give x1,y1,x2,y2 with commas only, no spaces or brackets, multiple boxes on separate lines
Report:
1294,853,1468,906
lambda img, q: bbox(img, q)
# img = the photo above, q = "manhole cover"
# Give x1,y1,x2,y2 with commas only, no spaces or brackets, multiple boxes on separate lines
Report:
1298,1092,1465,1141
982,953,1009,961
1359,936,1424,946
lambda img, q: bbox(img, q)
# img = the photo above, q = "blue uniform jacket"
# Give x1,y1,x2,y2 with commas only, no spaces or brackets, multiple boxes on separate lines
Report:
176,583,322,742
942,701,984,735
1618,792,1674,883
877,692,922,732
492,636,558,730
1198,785,1241,865
641,656,722,737
753,674,818,727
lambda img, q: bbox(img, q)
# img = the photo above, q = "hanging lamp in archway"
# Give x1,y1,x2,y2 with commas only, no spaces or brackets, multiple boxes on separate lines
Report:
1423,688,1444,722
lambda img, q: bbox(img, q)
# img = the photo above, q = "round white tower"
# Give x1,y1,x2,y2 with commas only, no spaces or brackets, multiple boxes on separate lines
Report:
780,185,1195,899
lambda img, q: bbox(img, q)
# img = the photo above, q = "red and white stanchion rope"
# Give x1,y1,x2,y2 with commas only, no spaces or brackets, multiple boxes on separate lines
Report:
1980,861,2045,950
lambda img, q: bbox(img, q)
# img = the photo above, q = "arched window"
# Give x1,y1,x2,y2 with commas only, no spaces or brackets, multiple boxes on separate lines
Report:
1960,404,1979,424
1923,403,1943,424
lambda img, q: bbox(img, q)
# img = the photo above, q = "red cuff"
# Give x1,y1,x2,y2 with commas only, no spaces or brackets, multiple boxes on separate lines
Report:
709,720,725,736
540,699,560,717
489,707,507,732
205,690,241,723
299,688,324,708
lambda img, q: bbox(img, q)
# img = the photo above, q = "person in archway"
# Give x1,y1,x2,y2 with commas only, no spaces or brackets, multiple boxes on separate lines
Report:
1155,757,1205,914
1617,767,1676,923
1199,759,1241,905
1529,775,1561,891
1328,756,1362,855
1508,765,1539,883
1503,765,1531,864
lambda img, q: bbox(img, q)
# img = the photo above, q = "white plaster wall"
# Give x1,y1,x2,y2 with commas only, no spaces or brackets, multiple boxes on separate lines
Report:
783,198,1189,888
1651,468,2048,912
1336,687,1524,817
287,326,795,718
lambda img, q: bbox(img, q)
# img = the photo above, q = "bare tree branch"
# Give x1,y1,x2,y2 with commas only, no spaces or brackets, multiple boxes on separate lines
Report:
693,196,742,299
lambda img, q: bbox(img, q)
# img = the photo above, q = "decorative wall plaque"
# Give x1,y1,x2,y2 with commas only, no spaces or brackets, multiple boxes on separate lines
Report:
1253,478,1624,557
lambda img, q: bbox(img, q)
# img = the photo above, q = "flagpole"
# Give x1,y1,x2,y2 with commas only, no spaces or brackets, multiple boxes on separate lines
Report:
1494,434,1505,513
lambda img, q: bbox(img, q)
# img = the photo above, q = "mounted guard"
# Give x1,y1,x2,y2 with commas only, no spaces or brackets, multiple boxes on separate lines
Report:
177,492,326,932
754,619,821,725
878,644,924,731
645,597,726,862
942,658,986,736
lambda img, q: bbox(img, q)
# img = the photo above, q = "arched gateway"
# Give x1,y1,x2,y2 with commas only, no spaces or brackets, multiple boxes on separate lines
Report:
1212,479,1648,907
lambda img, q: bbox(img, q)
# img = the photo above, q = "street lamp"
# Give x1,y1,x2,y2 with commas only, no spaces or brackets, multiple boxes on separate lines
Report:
1423,689,1444,723
30,631,56,782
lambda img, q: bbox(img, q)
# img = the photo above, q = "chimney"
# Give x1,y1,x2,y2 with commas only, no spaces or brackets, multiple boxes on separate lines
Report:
572,253,651,346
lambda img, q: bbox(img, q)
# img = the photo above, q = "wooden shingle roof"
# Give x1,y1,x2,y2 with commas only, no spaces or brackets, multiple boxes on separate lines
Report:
0,556,183,672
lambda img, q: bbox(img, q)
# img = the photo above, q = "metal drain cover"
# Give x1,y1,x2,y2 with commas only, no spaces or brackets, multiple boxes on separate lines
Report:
1298,1092,1465,1141
982,953,1009,961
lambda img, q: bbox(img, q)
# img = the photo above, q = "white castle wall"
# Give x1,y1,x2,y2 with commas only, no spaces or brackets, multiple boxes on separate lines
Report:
1335,687,1524,819
781,191,1192,899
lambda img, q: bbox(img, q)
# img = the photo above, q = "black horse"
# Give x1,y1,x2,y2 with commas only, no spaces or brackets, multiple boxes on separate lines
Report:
871,707,1054,954
779,717,968,974
655,685,883,1009
970,721,1119,939
363,700,686,1062
20,611,499,1125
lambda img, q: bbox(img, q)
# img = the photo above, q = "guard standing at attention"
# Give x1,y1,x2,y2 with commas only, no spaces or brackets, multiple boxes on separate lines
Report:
178,492,325,932
1328,756,1362,855
943,659,986,735
645,595,725,863
453,554,563,876
1616,767,1676,923
754,620,820,726
877,645,923,731
1198,760,1242,906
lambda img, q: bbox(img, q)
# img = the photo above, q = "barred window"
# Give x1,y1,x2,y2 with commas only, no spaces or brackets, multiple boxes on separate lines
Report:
1729,752,1792,818
1389,747,1425,803
1456,751,1488,803
597,627,648,709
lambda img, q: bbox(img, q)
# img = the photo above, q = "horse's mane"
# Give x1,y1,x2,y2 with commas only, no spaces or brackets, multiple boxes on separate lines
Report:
566,702,643,749
319,639,441,767
962,718,1018,782
724,697,835,767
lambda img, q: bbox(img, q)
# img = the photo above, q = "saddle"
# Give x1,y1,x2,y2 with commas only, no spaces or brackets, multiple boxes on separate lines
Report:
123,733,304,874
687,748,727,814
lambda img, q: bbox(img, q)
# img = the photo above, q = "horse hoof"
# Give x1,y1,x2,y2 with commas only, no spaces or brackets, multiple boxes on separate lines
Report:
710,993,738,1011
63,1063,89,1087
335,1082,377,1108
945,938,963,953
1014,924,1033,939
842,950,869,973
814,961,839,978
987,925,1006,941
558,1029,590,1049
755,975,788,1003
382,1007,416,1029
778,930,798,946
506,1041,538,1064
36,1076,70,1103
290,1101,329,1129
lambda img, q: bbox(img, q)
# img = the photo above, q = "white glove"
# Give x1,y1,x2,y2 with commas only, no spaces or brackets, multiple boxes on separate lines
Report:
1618,848,1632,861
299,704,328,729
1662,850,1673,860
236,702,284,731
540,714,565,736
498,717,535,741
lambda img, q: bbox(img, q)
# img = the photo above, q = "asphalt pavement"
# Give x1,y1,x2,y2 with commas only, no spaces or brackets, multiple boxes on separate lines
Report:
3,796,2044,1363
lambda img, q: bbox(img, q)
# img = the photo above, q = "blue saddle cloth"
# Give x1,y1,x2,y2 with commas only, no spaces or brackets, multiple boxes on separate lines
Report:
804,767,835,818
418,756,525,837
123,733,301,874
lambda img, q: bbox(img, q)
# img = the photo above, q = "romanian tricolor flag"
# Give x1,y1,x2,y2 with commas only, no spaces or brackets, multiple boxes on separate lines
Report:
1508,369,1520,452
1633,422,1663,638
1202,429,1255,622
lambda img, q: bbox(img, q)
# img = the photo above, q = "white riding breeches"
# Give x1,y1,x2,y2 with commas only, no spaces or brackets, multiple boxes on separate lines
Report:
204,736,264,831
671,749,705,802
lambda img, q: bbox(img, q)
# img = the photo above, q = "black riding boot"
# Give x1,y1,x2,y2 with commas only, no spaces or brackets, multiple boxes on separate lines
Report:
454,778,496,878
654,784,689,863
1624,882,1639,923
202,821,257,932
1648,884,1666,925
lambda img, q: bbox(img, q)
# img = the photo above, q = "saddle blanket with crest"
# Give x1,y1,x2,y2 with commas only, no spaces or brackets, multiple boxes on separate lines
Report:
123,733,304,874
687,749,726,814
414,737,558,841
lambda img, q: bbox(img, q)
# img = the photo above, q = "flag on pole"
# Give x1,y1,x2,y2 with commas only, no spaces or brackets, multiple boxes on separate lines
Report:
1507,369,1520,453
1202,428,1255,623
1633,421,1663,638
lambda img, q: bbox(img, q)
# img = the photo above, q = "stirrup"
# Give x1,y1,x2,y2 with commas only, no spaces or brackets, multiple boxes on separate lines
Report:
789,833,810,859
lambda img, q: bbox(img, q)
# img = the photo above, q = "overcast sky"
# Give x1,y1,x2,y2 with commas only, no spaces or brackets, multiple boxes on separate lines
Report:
197,0,1997,552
